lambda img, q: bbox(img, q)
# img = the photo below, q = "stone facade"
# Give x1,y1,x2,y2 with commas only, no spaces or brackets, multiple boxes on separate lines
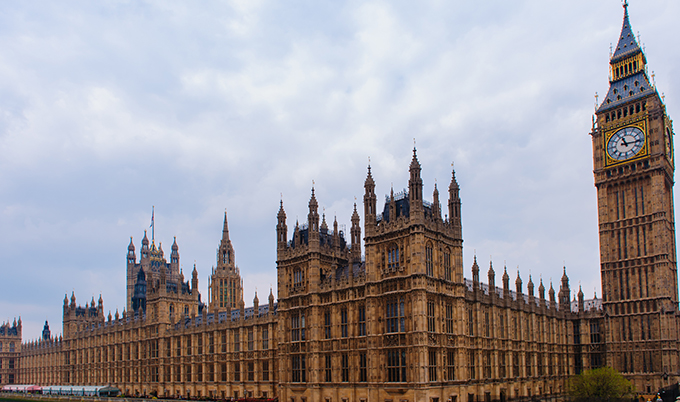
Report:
0,319,21,386
590,3,680,394
14,4,680,401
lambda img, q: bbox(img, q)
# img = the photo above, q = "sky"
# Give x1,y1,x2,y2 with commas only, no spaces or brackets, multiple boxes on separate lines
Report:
1,0,679,341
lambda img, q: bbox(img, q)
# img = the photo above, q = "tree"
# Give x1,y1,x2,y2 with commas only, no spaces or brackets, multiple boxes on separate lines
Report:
568,366,634,402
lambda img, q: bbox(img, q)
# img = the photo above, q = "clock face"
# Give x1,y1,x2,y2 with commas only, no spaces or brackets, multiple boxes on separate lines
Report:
607,126,645,161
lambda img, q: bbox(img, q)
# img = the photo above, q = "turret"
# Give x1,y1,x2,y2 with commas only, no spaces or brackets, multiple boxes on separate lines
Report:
502,266,510,298
408,148,423,218
527,275,534,298
350,203,361,260
363,164,377,232
549,282,556,305
515,271,522,295
132,268,147,313
171,236,179,267
277,200,288,250
487,261,495,289
539,279,545,300
268,288,275,311
558,267,570,311
578,286,584,313
320,213,328,234
448,165,462,237
471,256,480,289
192,264,199,293
253,292,259,314
308,187,320,232
128,237,136,264
42,321,50,341
141,230,150,261
432,183,441,221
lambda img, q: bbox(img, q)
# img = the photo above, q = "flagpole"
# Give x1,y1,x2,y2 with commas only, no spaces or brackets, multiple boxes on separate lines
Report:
151,206,155,243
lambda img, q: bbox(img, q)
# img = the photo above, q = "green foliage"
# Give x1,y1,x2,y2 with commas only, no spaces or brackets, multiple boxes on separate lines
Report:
569,366,634,402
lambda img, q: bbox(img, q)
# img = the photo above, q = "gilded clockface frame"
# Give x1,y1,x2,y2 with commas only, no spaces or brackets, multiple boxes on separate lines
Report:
604,120,647,166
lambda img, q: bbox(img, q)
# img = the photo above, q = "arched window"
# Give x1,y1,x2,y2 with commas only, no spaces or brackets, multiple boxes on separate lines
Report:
293,268,303,287
425,243,434,276
9,342,14,352
388,244,400,270
443,248,452,281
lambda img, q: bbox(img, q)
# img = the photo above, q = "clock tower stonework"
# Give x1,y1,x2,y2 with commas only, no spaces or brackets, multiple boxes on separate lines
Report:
591,3,679,390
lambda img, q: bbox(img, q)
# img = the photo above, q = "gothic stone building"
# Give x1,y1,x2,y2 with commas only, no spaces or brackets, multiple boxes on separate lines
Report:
16,4,680,402
0,319,22,386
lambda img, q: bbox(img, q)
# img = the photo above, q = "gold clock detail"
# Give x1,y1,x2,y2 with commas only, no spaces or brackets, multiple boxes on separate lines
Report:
606,126,645,161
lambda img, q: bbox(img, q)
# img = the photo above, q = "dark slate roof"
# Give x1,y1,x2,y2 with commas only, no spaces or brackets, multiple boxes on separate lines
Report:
597,71,654,113
611,7,641,63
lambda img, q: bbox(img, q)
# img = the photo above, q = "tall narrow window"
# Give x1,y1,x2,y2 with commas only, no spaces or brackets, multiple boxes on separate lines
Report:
484,312,490,337
234,332,239,352
388,244,400,269
468,350,476,380
426,244,434,276
621,190,626,218
324,310,331,339
499,351,506,378
468,308,474,336
291,355,306,382
427,301,435,332
634,188,639,215
247,362,254,381
444,249,452,281
341,308,348,338
262,360,269,381
386,349,407,382
386,298,405,333
325,355,332,382
359,353,367,382
484,351,492,378
358,305,366,336
291,313,305,341
262,328,269,349
447,350,456,381
445,303,454,334
428,350,437,382
640,186,645,214
248,329,254,351
615,192,620,220
341,354,349,382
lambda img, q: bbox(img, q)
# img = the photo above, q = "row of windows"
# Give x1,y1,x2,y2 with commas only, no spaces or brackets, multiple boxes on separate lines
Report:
383,243,453,281
0,341,16,352
465,307,567,344
604,101,646,123
322,305,366,339
67,329,271,364
66,361,272,384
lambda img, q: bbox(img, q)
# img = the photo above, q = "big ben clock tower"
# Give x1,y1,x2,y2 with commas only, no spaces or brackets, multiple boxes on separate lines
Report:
591,2,679,391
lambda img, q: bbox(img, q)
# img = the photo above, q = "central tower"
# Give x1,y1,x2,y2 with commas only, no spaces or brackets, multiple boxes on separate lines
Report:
591,3,679,391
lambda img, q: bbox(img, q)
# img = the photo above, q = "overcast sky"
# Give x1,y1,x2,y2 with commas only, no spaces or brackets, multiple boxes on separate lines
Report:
1,1,678,340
